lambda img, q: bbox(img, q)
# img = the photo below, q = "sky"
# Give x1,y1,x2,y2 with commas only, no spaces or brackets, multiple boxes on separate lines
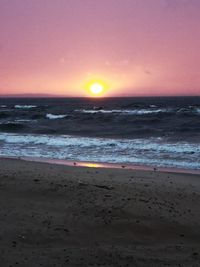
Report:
0,0,200,97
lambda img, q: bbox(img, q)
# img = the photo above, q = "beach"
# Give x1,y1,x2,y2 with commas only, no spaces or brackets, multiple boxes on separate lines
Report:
0,158,200,266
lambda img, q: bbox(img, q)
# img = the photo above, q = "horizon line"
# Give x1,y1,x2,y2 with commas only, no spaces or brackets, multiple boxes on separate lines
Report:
0,94,200,99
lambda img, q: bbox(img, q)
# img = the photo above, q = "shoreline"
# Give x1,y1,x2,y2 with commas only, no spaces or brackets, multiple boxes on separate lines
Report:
1,155,200,175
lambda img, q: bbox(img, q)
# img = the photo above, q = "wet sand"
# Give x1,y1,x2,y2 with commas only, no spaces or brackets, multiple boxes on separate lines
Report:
0,158,200,267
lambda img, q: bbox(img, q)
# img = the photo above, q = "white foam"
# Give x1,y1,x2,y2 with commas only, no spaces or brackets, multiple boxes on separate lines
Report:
0,105,7,108
150,105,157,108
75,108,172,115
196,108,200,114
0,133,199,170
15,105,37,109
46,114,67,119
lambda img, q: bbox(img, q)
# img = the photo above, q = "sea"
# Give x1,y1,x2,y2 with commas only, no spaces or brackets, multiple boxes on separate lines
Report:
0,96,200,170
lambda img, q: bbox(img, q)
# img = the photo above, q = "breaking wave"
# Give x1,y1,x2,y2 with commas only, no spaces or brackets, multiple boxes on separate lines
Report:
75,108,172,115
46,114,67,119
0,133,199,170
14,105,37,109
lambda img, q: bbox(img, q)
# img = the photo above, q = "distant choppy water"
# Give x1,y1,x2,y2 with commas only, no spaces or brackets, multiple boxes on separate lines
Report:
0,97,200,169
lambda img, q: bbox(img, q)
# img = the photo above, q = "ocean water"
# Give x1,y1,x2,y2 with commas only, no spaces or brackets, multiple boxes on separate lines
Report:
0,96,200,170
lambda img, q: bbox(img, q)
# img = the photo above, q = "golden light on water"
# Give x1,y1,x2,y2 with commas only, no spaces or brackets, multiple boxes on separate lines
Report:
79,162,103,168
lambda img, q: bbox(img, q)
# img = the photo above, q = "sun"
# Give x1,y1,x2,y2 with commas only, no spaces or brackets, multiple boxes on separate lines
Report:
84,79,108,97
90,83,104,95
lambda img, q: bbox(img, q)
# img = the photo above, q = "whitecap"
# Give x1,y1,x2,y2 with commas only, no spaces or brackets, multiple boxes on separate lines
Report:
46,114,67,119
15,105,37,109
149,105,157,108
75,108,172,115
195,108,200,114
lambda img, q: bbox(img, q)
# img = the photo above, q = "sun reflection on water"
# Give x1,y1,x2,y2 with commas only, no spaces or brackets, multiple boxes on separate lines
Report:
78,162,103,168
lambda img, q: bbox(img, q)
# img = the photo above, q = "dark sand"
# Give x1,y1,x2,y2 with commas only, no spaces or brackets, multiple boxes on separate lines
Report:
0,158,200,267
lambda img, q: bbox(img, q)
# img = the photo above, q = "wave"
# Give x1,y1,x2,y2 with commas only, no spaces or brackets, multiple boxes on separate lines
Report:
0,133,199,170
0,105,7,108
75,108,172,115
196,108,200,114
46,114,67,119
15,119,36,123
177,107,200,114
75,107,200,116
14,105,37,109
149,105,157,108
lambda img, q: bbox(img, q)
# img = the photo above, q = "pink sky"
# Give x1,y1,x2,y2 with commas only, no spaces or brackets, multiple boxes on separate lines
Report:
0,0,200,97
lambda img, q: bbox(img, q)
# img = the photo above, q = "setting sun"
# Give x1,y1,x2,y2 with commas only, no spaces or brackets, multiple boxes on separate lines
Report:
90,83,104,95
84,79,108,97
